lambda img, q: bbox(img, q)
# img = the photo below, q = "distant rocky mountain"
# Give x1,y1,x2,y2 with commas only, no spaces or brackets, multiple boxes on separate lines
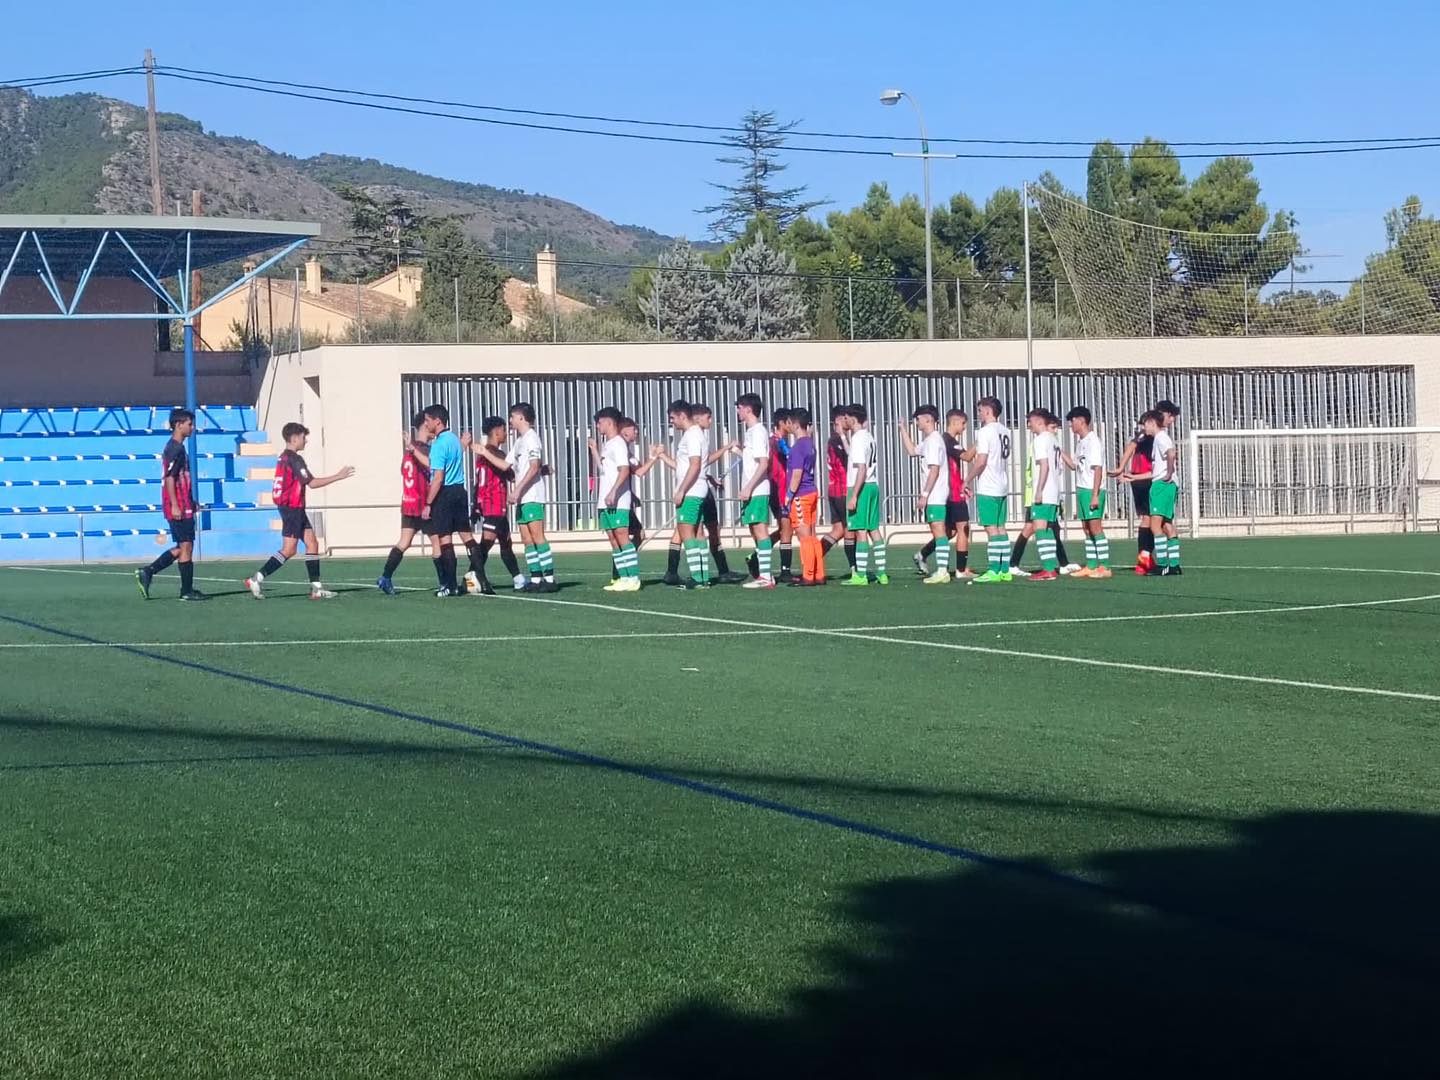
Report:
0,88,676,300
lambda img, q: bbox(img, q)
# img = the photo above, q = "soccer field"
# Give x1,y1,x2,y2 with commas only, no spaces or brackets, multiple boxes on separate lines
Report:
2,533,1438,1078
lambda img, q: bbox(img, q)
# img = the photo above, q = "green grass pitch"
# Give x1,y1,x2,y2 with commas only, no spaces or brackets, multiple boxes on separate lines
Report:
2,533,1438,1078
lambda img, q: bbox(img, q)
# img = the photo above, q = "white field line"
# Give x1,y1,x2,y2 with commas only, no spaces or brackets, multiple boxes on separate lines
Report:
497,593,1440,704
0,629,799,650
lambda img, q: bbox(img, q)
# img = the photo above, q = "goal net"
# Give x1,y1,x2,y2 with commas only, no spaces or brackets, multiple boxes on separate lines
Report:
1188,427,1440,536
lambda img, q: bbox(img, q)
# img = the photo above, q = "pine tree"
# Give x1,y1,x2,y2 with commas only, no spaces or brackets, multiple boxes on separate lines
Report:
699,110,825,241
716,235,807,341
638,238,722,340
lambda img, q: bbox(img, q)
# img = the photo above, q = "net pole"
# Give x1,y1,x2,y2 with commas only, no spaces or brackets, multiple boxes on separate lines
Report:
1188,428,1201,538
1022,181,1034,409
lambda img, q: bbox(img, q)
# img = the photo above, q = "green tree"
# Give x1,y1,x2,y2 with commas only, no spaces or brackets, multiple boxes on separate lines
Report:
338,184,426,279
637,238,722,340
848,254,909,340
417,216,509,330
700,110,826,241
717,234,807,340
1332,199,1440,334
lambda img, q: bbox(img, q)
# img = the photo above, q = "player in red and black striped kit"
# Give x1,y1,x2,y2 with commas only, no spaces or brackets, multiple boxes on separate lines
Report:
820,406,857,575
375,413,434,595
461,416,525,594
135,408,206,600
245,422,354,600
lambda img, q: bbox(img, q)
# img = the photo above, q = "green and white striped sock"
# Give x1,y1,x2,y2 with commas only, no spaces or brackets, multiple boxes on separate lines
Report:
1153,536,1169,566
1037,535,1058,571
537,542,555,578
1084,537,1098,568
617,543,639,578
1167,538,1180,567
756,539,773,578
1095,533,1109,567
935,542,950,574
873,539,887,576
524,545,540,577
856,543,870,576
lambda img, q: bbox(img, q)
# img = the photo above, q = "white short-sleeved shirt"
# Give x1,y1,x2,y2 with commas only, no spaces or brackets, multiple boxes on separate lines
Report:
1151,429,1177,484
1032,431,1062,505
675,426,710,499
506,428,546,505
847,428,876,489
598,434,632,510
742,421,770,497
1074,431,1105,481
919,429,949,505
974,422,1011,498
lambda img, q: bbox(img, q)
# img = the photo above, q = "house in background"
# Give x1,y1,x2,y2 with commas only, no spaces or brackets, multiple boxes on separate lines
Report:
203,247,589,348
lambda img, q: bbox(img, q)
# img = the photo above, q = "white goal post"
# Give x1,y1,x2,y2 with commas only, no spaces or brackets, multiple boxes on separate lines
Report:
1187,427,1440,537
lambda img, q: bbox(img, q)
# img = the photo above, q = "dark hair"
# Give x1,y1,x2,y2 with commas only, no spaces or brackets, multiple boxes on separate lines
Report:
1140,409,1163,426
1066,405,1093,424
772,407,791,427
423,403,450,427
667,399,690,417
789,406,812,427
1027,407,1049,421
690,403,712,418
410,411,426,430
841,402,868,424
482,416,506,436
830,404,846,421
945,408,968,422
736,392,764,420
977,396,1003,419
281,421,309,441
509,402,536,424
1155,399,1181,417
619,417,638,431
912,404,940,423
168,408,195,430
593,406,622,425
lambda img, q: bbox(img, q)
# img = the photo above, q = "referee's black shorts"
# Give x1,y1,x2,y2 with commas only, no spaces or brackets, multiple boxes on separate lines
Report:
1131,479,1152,517
426,485,470,537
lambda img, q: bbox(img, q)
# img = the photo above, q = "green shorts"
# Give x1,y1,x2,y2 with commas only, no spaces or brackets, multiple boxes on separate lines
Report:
975,494,1008,528
1029,502,1059,523
847,483,881,532
740,493,770,526
599,507,631,531
924,504,947,524
1150,480,1178,521
1076,490,1107,521
676,495,704,526
516,502,545,525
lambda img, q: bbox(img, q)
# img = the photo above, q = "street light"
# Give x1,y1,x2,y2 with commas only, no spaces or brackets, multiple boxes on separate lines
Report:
880,88,952,340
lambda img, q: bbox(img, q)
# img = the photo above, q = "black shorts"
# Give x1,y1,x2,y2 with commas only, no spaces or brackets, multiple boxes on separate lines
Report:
279,506,312,540
1131,480,1152,517
768,488,784,519
828,495,848,525
945,501,970,528
473,513,511,540
425,485,470,537
700,491,720,529
400,513,425,532
167,517,196,546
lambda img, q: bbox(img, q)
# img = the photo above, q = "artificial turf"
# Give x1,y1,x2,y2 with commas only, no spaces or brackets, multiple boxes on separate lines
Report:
2,533,1438,1078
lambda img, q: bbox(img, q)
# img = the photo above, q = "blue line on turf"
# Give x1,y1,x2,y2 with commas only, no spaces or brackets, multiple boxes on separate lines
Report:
0,609,1429,974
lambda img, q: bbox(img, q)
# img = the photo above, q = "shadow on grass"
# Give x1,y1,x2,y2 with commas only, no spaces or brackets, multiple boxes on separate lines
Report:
0,914,61,978
532,810,1440,1079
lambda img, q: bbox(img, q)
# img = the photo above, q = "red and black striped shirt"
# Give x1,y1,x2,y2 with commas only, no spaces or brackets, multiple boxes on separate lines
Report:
272,450,311,509
473,453,510,517
161,438,193,520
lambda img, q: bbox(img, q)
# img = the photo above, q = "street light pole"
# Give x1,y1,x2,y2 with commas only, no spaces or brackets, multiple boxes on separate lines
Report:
881,90,952,341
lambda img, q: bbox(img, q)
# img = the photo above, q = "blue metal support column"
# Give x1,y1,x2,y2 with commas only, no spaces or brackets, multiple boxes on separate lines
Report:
183,319,198,489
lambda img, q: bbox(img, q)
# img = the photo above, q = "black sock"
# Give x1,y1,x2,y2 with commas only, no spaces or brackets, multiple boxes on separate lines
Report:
1139,527,1155,554
780,543,792,573
821,535,836,553
305,557,321,584
712,543,730,574
440,547,458,591
479,538,494,574
499,542,521,578
919,539,936,559
147,549,177,575
844,540,856,569
1011,535,1029,567
259,553,285,578
432,556,447,588
667,543,682,576
465,539,483,575
382,547,404,579
956,549,968,571
179,561,194,593
1051,523,1069,565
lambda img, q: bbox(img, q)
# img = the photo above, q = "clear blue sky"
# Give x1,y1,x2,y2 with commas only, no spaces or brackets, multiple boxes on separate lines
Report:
5,0,1438,281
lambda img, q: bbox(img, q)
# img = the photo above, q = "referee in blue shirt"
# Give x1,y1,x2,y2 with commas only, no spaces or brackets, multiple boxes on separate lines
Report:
421,403,477,597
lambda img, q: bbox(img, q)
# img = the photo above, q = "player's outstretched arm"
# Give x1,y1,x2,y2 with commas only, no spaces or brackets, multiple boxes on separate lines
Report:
1110,441,1137,478
967,452,988,488
310,466,356,489
896,420,919,457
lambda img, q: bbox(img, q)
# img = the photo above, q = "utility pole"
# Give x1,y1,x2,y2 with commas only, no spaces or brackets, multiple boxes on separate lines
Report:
190,189,204,344
144,50,163,215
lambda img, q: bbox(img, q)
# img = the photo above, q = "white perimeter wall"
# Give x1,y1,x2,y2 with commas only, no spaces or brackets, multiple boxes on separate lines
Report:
253,336,1440,555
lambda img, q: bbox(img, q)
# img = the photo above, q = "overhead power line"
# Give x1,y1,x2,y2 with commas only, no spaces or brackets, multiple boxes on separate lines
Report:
0,66,145,91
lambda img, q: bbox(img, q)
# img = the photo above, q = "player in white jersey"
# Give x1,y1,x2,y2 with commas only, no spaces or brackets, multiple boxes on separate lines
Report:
841,403,887,585
967,395,1013,583
591,407,640,592
898,405,952,584
640,400,714,588
1015,408,1064,581
1062,405,1111,578
730,392,776,589
507,401,556,591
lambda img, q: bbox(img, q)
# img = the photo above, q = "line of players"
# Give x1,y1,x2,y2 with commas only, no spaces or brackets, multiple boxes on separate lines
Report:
133,393,1183,599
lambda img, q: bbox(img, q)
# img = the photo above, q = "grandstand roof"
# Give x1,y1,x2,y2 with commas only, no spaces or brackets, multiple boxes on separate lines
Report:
0,215,319,280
